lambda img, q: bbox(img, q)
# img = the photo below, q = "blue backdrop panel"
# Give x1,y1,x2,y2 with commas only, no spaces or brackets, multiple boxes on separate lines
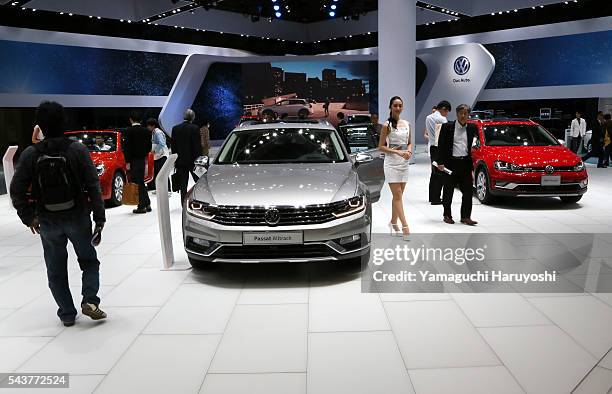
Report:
0,40,186,96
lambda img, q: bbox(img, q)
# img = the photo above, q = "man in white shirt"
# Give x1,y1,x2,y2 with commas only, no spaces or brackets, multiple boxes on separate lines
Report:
436,104,478,225
570,111,587,153
426,101,450,205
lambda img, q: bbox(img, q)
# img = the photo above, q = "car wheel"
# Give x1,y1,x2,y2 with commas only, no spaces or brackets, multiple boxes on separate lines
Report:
475,167,494,204
107,171,125,207
298,109,309,118
262,109,274,118
560,196,582,204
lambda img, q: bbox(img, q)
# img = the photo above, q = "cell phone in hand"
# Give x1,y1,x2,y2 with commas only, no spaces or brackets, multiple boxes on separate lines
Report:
91,227,102,247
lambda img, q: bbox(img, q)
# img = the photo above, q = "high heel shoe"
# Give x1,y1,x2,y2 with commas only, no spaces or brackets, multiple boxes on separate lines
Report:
401,226,410,241
388,222,400,237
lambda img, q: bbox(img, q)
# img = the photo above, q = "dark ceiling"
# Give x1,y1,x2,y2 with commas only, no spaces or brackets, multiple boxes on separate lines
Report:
193,0,377,23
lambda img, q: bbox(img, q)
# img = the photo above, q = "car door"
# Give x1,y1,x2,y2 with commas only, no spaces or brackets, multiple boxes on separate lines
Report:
288,99,302,116
341,125,385,202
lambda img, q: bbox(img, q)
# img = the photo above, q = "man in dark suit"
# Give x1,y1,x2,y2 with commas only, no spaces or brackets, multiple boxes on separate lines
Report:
172,109,202,205
582,111,605,167
124,111,152,214
437,104,478,225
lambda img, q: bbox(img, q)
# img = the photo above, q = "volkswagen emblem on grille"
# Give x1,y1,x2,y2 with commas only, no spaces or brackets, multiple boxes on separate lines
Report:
453,56,470,75
545,165,554,174
264,208,280,225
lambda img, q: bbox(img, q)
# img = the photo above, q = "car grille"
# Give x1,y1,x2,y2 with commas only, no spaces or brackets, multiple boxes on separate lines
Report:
208,201,349,226
521,166,576,172
215,244,333,259
512,184,583,193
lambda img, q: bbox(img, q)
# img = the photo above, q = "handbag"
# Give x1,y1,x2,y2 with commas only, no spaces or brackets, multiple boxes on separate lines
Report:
122,182,140,205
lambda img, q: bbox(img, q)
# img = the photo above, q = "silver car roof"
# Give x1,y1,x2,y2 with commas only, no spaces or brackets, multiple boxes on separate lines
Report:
235,119,336,131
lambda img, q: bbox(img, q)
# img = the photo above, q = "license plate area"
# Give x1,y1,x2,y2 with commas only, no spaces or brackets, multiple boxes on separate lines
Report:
243,231,304,245
541,175,561,186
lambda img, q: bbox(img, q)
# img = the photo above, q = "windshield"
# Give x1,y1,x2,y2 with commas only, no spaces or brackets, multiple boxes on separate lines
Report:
484,124,559,147
68,132,118,152
215,128,347,164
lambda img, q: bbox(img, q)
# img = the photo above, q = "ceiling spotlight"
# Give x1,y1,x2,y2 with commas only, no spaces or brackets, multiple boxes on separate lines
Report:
329,11,335,17
331,5,336,10
275,11,281,17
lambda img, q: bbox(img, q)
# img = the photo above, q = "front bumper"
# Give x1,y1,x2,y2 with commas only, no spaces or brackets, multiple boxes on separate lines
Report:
489,170,588,197
183,207,371,263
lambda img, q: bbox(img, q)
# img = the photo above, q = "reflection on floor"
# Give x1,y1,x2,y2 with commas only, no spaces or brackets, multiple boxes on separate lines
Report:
0,151,611,393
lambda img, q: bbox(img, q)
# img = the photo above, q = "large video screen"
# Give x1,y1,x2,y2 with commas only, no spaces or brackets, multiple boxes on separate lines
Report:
485,29,612,89
0,40,186,96
191,61,378,140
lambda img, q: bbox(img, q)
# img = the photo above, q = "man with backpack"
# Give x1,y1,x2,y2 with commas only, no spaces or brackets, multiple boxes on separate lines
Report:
10,101,107,327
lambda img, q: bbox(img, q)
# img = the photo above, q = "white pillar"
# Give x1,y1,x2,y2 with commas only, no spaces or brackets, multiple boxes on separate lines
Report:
378,0,416,151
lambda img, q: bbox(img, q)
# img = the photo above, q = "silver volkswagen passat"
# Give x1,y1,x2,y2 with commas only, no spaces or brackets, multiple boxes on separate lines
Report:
182,120,384,268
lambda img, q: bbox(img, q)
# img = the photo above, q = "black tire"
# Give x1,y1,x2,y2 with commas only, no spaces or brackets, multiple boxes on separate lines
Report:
262,109,274,118
107,171,125,207
560,196,582,204
475,167,494,204
298,109,309,119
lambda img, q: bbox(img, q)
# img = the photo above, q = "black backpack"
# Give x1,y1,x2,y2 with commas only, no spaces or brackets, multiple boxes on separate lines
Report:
33,139,80,212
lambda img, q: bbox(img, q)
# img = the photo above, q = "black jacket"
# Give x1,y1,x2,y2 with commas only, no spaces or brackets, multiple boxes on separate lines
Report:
124,124,151,162
591,119,605,148
172,121,202,169
10,137,106,225
437,121,478,167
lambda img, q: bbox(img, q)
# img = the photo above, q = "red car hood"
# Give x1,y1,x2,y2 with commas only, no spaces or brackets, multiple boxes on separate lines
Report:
484,145,581,167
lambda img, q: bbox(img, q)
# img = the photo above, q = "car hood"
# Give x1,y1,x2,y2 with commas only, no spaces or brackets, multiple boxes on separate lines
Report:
192,163,358,206
485,145,581,167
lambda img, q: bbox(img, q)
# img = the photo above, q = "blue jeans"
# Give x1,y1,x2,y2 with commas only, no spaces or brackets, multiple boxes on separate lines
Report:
40,213,100,321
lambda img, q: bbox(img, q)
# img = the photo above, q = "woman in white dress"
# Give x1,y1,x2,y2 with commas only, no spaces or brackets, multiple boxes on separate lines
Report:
378,96,413,240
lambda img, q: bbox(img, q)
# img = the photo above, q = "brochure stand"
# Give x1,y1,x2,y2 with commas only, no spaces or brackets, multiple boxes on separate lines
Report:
2,146,17,209
155,154,188,271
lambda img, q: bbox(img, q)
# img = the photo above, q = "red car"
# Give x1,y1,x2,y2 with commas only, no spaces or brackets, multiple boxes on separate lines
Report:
66,130,154,206
470,119,588,204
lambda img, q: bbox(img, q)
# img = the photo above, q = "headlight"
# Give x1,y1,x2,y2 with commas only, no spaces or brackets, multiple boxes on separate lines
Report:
187,200,216,220
494,161,526,172
332,195,366,218
574,161,585,171
95,163,105,176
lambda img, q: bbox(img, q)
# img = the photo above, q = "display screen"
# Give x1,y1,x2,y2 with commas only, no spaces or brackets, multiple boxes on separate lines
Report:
191,61,378,140
0,40,185,95
485,30,612,89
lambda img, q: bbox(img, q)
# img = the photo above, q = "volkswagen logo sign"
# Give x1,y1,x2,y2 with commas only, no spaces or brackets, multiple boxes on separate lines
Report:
545,165,555,174
454,56,470,75
264,208,280,226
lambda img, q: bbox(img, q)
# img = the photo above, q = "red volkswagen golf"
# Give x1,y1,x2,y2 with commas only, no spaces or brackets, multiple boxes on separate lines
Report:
470,119,588,204
66,130,154,206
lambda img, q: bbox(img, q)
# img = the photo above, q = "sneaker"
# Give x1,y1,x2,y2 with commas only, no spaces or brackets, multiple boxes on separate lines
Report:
62,319,75,327
81,303,107,320
133,207,147,214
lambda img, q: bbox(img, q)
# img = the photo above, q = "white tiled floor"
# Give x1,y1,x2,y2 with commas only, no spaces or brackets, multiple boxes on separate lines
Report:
0,151,611,393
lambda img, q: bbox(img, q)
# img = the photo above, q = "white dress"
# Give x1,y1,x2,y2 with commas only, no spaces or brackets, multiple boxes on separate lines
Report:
384,122,411,183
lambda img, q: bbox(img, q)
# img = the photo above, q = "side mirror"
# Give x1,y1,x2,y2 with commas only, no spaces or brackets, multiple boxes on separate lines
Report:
355,153,373,165
473,139,481,149
193,156,209,176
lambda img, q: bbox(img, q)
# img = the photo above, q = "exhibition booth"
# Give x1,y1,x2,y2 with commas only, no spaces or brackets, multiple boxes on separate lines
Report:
0,0,612,393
